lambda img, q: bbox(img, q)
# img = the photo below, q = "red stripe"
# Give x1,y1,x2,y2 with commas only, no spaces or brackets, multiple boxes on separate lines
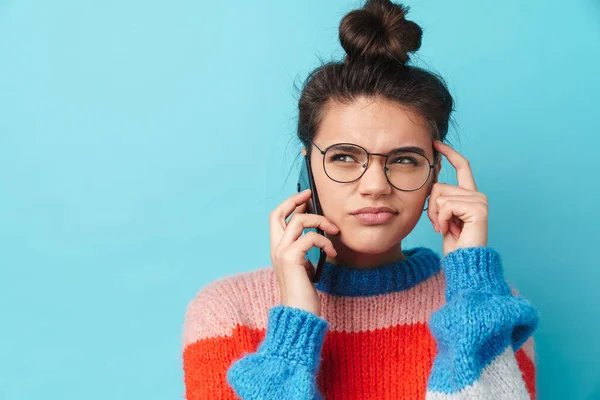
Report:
516,346,537,399
317,322,436,399
183,323,536,399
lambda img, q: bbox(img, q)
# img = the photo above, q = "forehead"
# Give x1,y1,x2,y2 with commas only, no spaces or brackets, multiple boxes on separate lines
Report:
315,96,432,151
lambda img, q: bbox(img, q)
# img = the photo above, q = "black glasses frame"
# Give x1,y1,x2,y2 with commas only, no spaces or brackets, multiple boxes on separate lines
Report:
308,139,438,192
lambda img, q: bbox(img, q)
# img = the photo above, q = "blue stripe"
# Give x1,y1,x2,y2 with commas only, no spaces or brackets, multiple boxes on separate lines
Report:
314,246,441,296
426,246,539,394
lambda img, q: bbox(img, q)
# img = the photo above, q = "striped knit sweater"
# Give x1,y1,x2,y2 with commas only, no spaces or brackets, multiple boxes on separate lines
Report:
182,246,539,399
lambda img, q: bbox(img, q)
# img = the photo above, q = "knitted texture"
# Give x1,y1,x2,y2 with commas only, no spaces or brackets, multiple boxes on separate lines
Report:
182,246,538,399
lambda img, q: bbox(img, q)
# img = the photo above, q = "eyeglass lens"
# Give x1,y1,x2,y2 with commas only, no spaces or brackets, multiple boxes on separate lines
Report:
323,144,430,191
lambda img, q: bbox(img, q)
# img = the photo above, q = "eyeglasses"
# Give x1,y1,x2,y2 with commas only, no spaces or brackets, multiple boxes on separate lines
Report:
308,139,438,192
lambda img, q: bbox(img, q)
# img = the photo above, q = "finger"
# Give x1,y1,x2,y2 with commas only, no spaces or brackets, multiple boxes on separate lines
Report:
286,202,307,224
270,189,312,249
436,211,462,238
448,215,462,239
437,200,470,236
430,194,479,232
427,199,438,231
289,231,338,259
431,182,478,196
435,194,484,209
427,183,480,228
278,213,340,251
433,140,477,191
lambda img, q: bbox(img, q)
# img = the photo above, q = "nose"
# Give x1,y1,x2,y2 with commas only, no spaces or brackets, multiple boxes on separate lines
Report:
357,155,393,196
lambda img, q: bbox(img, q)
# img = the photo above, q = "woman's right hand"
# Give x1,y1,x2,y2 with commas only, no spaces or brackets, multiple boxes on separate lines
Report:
269,189,340,317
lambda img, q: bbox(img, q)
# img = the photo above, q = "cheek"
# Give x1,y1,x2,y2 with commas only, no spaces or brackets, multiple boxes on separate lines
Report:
398,193,429,222
315,180,344,220
312,172,352,226
402,192,428,210
390,193,429,231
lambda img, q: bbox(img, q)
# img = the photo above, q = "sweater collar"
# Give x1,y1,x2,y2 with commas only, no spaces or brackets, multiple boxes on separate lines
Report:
314,246,441,297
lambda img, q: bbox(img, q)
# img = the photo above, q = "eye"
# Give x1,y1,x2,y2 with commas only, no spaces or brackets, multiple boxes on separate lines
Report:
329,153,359,163
390,156,418,165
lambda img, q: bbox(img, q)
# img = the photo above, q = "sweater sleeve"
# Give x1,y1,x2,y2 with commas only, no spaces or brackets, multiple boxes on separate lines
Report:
426,246,540,400
182,281,328,400
226,305,329,400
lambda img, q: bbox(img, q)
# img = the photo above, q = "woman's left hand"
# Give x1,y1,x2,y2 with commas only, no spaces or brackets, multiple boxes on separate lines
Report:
427,140,488,256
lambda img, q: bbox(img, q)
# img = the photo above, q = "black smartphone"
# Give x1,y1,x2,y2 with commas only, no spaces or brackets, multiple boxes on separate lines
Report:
296,153,327,283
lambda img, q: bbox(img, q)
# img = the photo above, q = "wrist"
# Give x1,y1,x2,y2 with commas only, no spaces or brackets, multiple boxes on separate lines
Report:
258,305,329,372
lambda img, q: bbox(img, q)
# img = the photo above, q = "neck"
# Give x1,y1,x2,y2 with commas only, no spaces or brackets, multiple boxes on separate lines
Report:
325,237,406,269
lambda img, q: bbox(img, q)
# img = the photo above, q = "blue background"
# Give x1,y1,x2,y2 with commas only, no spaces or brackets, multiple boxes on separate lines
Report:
1,0,598,398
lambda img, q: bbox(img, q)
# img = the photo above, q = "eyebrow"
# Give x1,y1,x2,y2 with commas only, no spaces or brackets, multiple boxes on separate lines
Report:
388,146,427,156
332,144,427,156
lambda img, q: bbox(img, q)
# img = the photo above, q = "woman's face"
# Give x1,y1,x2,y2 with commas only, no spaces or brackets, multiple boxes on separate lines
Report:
301,96,441,268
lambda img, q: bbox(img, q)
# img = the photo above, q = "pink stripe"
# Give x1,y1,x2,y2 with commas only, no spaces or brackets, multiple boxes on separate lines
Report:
182,267,536,365
182,267,446,346
320,271,446,332
182,267,277,347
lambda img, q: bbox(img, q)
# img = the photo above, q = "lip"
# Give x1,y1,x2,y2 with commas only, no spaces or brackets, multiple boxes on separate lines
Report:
350,206,397,225
350,206,397,215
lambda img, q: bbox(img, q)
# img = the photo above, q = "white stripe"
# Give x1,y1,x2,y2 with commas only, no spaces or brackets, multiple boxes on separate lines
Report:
426,345,530,400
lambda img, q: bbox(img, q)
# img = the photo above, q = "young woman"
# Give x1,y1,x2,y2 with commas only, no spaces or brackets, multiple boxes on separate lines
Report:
182,0,539,398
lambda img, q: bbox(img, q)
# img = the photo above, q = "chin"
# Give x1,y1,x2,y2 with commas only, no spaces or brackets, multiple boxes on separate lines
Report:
339,231,401,254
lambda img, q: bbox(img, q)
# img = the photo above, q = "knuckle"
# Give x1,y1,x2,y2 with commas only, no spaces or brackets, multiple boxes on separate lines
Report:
289,212,302,225
304,231,319,241
439,202,447,211
436,199,446,210
478,204,488,216
305,231,328,247
270,209,280,221
470,207,487,222
321,216,336,228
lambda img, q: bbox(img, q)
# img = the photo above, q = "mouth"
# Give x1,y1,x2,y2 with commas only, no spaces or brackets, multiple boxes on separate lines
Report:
351,211,397,225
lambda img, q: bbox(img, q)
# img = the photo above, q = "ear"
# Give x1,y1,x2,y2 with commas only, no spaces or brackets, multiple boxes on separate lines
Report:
433,158,442,184
301,147,307,156
428,158,442,193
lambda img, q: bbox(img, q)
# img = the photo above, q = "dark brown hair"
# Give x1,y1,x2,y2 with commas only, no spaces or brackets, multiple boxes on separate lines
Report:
294,0,456,164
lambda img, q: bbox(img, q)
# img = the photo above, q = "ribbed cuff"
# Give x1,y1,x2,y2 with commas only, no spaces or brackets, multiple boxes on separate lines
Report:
442,246,511,302
257,305,329,372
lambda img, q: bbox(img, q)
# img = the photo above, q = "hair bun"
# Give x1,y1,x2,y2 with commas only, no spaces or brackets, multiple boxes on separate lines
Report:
339,0,422,65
